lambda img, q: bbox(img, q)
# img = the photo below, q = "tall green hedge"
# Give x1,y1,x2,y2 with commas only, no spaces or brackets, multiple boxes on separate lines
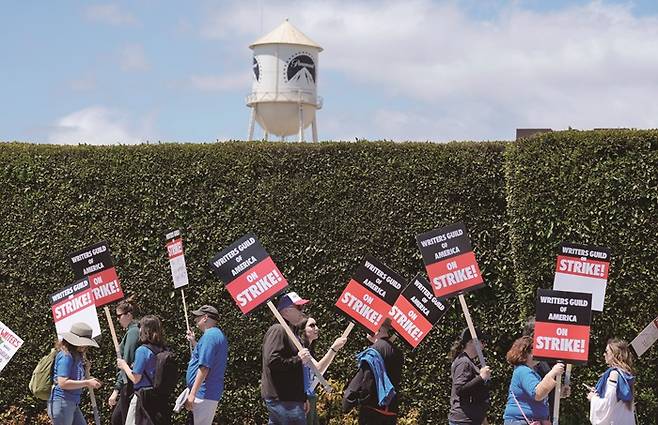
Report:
0,134,656,424
505,130,658,424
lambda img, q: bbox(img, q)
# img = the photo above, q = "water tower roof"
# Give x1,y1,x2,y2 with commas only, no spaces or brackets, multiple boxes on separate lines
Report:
250,19,323,51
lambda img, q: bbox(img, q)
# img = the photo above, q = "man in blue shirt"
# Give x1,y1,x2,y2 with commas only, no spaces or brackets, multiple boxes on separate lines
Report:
185,305,229,425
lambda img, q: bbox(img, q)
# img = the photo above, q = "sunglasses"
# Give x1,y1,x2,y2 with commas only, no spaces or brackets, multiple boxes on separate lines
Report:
307,323,317,328
116,312,128,319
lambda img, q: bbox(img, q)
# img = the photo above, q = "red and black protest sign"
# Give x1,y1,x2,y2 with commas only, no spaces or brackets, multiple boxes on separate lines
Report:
533,288,592,364
416,222,484,298
209,234,288,315
50,277,101,338
553,242,611,312
389,274,449,348
336,256,405,334
68,241,124,307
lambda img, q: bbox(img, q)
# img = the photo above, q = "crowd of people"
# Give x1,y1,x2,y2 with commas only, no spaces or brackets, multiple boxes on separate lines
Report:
45,292,637,425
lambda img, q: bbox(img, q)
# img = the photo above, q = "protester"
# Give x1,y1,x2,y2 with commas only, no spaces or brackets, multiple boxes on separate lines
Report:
343,318,403,425
298,316,348,425
587,338,636,424
110,297,140,425
48,322,102,425
503,336,564,425
521,316,570,421
116,315,171,425
262,292,313,425
448,327,492,425
184,305,229,425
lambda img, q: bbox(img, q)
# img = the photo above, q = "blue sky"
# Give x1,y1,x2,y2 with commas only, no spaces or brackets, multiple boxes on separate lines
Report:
2,0,658,144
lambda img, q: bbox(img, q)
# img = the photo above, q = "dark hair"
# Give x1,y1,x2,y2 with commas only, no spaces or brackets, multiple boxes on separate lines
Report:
139,315,164,346
117,294,137,316
507,336,533,365
522,316,535,337
298,317,317,352
56,339,81,360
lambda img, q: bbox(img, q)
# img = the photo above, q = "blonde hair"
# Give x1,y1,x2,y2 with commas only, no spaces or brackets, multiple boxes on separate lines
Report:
606,338,634,374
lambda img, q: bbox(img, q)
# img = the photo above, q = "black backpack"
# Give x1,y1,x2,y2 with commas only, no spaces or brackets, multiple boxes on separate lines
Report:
142,345,179,397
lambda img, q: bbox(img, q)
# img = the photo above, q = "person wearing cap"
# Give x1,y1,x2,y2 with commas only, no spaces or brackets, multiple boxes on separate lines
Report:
184,304,229,425
448,327,492,425
342,318,403,425
262,291,313,425
48,322,102,425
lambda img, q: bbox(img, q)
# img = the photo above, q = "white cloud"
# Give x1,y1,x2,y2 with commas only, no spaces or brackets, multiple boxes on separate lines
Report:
118,44,150,72
199,0,658,140
188,72,251,92
83,3,138,26
47,106,154,145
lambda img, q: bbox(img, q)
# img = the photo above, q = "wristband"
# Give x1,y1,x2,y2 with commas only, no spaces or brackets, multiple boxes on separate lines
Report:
330,347,337,353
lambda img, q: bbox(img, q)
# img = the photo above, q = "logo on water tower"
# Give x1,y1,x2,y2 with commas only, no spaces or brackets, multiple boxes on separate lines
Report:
252,56,260,81
284,52,316,86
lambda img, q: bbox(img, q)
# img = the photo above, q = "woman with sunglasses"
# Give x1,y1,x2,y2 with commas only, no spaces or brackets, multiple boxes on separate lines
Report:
587,338,636,424
298,317,347,425
110,296,140,425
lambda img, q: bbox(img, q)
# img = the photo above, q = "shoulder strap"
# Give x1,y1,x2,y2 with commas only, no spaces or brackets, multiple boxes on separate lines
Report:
141,344,163,386
510,390,532,425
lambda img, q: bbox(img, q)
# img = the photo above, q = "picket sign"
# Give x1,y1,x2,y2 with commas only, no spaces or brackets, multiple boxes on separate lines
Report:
266,301,332,392
308,321,356,391
84,353,101,425
457,294,486,367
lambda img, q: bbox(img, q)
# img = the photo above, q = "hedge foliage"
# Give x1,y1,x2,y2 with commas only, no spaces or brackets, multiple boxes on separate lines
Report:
0,133,656,424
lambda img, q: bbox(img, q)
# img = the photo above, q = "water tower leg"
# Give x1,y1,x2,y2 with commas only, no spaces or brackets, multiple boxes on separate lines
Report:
247,108,256,141
298,101,305,143
311,116,318,143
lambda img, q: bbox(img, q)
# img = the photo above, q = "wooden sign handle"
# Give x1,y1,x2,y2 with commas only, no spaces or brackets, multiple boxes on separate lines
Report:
103,306,121,358
83,353,101,425
181,289,191,333
564,363,573,386
266,301,332,393
553,372,562,425
458,294,486,367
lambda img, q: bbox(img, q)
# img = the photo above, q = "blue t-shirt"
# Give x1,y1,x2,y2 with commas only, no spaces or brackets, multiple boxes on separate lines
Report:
186,327,228,401
51,351,85,403
503,364,550,420
132,345,157,390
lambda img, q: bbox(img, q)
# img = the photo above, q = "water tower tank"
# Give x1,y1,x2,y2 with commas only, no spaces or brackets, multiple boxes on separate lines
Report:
247,19,322,141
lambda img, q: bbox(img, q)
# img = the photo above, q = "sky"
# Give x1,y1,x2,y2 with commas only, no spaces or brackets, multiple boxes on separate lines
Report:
2,0,658,144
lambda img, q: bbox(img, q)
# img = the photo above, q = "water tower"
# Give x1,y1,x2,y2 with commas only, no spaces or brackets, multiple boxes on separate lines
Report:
247,19,322,142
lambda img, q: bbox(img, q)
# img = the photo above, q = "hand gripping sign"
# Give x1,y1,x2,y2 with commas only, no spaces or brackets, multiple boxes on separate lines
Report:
416,222,484,299
0,321,24,373
50,277,102,339
553,243,611,312
336,256,405,334
209,234,332,392
389,274,449,348
68,241,124,307
533,288,592,364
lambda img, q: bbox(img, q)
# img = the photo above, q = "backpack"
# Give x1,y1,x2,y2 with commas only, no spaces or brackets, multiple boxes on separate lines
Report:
143,345,179,397
29,349,57,400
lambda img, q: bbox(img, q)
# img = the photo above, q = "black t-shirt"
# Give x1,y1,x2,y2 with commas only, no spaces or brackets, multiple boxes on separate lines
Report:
260,323,306,402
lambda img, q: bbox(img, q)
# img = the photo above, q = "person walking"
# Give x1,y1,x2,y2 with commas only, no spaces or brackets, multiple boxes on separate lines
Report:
110,297,140,425
117,315,171,425
262,292,313,425
448,328,492,425
502,336,564,425
343,318,403,425
47,322,102,425
588,338,636,424
184,305,229,425
298,316,347,425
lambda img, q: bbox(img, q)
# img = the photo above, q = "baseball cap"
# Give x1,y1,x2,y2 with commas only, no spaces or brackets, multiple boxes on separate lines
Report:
276,292,309,311
191,305,220,321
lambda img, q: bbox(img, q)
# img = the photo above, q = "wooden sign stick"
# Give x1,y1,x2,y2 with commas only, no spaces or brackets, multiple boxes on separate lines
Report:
83,353,101,425
266,301,332,392
564,363,573,386
308,321,356,391
103,306,121,358
181,288,191,333
458,294,486,367
553,372,562,425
